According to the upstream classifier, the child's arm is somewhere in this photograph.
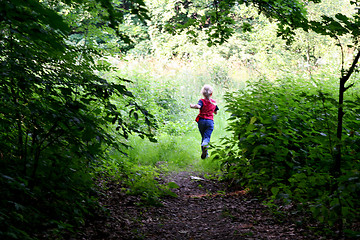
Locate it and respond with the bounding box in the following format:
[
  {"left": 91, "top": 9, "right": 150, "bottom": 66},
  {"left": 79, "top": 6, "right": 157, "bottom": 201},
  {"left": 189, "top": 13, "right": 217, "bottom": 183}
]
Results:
[{"left": 190, "top": 104, "right": 201, "bottom": 109}]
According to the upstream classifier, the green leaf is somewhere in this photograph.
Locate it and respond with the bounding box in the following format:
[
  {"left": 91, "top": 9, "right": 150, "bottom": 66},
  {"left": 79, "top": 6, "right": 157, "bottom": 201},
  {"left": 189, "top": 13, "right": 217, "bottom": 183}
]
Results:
[
  {"left": 250, "top": 116, "right": 257, "bottom": 124},
  {"left": 168, "top": 182, "right": 179, "bottom": 189},
  {"left": 271, "top": 187, "right": 279, "bottom": 196}
]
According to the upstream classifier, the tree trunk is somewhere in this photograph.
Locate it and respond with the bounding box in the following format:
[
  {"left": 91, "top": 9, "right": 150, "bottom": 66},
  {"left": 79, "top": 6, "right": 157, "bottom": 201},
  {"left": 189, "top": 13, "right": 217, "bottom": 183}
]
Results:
[
  {"left": 334, "top": 49, "right": 360, "bottom": 177},
  {"left": 334, "top": 80, "right": 345, "bottom": 178}
]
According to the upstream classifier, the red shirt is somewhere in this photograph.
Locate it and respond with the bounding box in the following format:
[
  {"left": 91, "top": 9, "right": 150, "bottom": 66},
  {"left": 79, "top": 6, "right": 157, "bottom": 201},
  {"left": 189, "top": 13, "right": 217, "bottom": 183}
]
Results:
[{"left": 195, "top": 98, "right": 218, "bottom": 122}]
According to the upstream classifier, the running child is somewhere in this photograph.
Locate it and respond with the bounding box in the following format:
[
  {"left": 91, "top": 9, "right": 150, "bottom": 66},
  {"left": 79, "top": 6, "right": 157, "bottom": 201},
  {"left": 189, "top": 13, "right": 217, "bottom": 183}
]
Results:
[{"left": 190, "top": 84, "right": 219, "bottom": 159}]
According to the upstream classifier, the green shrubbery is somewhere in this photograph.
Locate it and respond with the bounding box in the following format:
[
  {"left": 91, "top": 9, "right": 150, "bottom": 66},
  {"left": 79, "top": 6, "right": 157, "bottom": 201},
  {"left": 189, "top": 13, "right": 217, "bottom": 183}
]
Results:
[
  {"left": 214, "top": 76, "right": 360, "bottom": 233},
  {"left": 0, "top": 1, "right": 152, "bottom": 239}
]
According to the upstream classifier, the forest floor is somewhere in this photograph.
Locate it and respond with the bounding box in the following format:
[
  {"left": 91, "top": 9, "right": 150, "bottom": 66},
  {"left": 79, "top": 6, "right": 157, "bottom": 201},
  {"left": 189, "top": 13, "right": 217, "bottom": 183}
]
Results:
[{"left": 72, "top": 171, "right": 333, "bottom": 240}]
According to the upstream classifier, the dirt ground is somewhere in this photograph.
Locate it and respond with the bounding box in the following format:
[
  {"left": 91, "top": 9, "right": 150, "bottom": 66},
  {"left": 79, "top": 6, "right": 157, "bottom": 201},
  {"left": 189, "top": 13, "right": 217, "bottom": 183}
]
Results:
[{"left": 71, "top": 171, "right": 330, "bottom": 240}]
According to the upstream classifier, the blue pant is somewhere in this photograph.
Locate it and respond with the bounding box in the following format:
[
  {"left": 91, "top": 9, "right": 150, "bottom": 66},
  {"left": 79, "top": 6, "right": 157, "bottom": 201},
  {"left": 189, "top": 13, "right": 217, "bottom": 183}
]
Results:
[{"left": 197, "top": 118, "right": 214, "bottom": 147}]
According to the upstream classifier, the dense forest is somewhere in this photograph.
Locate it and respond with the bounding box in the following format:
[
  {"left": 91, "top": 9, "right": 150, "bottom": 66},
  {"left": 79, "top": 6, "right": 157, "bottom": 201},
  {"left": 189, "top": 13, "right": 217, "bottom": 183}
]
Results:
[{"left": 1, "top": 0, "right": 360, "bottom": 239}]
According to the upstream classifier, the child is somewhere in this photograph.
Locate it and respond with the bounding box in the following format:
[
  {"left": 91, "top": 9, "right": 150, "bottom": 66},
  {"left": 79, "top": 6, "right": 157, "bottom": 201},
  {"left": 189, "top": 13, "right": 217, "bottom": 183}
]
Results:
[{"left": 190, "top": 84, "right": 219, "bottom": 159}]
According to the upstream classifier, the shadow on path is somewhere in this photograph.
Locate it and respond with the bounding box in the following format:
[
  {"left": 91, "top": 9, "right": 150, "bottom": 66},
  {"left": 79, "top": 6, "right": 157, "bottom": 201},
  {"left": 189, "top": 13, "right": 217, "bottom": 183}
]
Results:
[{"left": 73, "top": 171, "right": 324, "bottom": 240}]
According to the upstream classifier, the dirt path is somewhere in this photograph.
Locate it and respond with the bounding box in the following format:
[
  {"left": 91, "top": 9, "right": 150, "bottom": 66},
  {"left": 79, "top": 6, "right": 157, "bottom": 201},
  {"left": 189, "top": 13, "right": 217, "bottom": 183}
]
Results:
[{"left": 73, "top": 172, "right": 325, "bottom": 240}]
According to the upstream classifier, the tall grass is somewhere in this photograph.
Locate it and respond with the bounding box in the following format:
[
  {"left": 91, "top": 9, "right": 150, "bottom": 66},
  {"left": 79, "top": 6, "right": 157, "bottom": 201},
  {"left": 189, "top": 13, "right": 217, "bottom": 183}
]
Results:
[
  {"left": 126, "top": 110, "right": 229, "bottom": 174},
  {"left": 105, "top": 56, "right": 240, "bottom": 175}
]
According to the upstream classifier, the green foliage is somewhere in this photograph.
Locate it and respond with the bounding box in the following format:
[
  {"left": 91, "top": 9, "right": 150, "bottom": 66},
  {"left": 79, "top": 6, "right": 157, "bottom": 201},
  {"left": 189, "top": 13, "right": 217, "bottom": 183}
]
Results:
[
  {"left": 128, "top": 1, "right": 347, "bottom": 87},
  {"left": 0, "top": 0, "right": 153, "bottom": 239},
  {"left": 218, "top": 78, "right": 335, "bottom": 186},
  {"left": 59, "top": 0, "right": 149, "bottom": 53},
  {"left": 215, "top": 76, "right": 360, "bottom": 233},
  {"left": 127, "top": 133, "right": 194, "bottom": 171},
  {"left": 162, "top": 0, "right": 321, "bottom": 46},
  {"left": 99, "top": 146, "right": 181, "bottom": 206},
  {"left": 124, "top": 164, "right": 176, "bottom": 206}
]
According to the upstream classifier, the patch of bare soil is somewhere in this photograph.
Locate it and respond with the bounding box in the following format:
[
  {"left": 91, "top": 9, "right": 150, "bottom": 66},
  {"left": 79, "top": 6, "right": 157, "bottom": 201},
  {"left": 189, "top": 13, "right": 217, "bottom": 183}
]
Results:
[{"left": 72, "top": 172, "right": 328, "bottom": 240}]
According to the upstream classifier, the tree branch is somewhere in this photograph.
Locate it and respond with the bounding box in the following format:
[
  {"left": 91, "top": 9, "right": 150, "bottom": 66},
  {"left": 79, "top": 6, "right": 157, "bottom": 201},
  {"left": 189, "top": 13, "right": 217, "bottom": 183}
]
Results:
[
  {"left": 342, "top": 48, "right": 360, "bottom": 84},
  {"left": 344, "top": 82, "right": 355, "bottom": 92}
]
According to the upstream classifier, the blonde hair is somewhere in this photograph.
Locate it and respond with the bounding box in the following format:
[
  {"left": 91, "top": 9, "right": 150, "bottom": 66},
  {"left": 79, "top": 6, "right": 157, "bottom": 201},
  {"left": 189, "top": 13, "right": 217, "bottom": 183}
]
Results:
[
  {"left": 200, "top": 84, "right": 216, "bottom": 105},
  {"left": 200, "top": 84, "right": 213, "bottom": 98}
]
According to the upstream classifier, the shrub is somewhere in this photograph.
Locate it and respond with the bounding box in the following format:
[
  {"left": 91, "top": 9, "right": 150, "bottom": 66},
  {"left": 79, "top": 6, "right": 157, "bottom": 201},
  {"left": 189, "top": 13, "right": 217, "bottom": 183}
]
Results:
[{"left": 215, "top": 77, "right": 360, "bottom": 231}]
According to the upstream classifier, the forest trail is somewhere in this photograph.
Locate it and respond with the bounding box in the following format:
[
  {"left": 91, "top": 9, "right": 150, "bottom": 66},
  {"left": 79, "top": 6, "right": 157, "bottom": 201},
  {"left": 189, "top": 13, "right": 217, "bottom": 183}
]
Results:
[{"left": 73, "top": 171, "right": 324, "bottom": 240}]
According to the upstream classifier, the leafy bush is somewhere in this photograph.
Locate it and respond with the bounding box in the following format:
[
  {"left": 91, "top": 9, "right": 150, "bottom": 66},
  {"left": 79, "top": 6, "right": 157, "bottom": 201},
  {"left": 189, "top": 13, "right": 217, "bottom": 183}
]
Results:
[
  {"left": 0, "top": 0, "right": 152, "bottom": 239},
  {"left": 215, "top": 77, "right": 360, "bottom": 232},
  {"left": 218, "top": 78, "right": 335, "bottom": 188}
]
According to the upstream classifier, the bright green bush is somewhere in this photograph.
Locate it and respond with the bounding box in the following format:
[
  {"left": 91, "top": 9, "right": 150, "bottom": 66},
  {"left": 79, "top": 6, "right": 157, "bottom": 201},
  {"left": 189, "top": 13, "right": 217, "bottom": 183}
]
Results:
[
  {"left": 215, "top": 77, "right": 360, "bottom": 231},
  {"left": 218, "top": 78, "right": 337, "bottom": 188}
]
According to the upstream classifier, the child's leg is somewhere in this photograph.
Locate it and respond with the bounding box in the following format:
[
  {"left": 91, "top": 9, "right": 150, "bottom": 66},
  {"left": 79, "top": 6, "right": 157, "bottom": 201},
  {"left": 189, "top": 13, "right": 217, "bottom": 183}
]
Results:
[
  {"left": 201, "top": 120, "right": 214, "bottom": 147},
  {"left": 197, "top": 119, "right": 207, "bottom": 145},
  {"left": 198, "top": 119, "right": 214, "bottom": 159},
  {"left": 198, "top": 119, "right": 208, "bottom": 159}
]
